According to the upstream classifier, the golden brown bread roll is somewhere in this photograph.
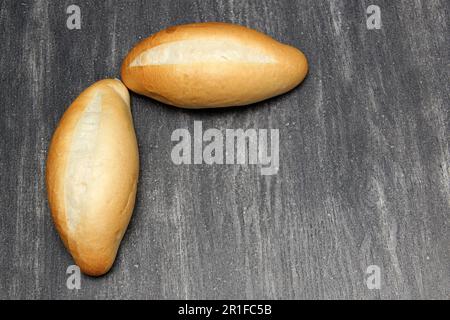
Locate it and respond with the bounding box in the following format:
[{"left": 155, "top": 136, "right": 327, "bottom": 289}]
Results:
[
  {"left": 46, "top": 79, "right": 139, "bottom": 276},
  {"left": 121, "top": 22, "right": 308, "bottom": 108}
]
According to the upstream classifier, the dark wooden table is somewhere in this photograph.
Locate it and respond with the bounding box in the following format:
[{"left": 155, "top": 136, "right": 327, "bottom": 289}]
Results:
[{"left": 0, "top": 0, "right": 448, "bottom": 299}]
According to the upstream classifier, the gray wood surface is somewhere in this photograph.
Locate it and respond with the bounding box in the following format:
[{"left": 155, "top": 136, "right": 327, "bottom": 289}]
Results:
[{"left": 0, "top": 0, "right": 448, "bottom": 299}]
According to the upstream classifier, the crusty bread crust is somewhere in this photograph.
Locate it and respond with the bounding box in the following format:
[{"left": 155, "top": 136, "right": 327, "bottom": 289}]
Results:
[
  {"left": 121, "top": 22, "right": 308, "bottom": 108},
  {"left": 46, "top": 79, "right": 139, "bottom": 276}
]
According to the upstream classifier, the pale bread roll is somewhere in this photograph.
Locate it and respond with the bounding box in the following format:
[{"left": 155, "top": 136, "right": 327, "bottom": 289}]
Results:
[
  {"left": 46, "top": 79, "right": 139, "bottom": 276},
  {"left": 121, "top": 22, "right": 308, "bottom": 108}
]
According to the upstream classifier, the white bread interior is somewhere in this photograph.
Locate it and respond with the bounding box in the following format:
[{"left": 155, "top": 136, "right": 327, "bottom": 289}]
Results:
[
  {"left": 64, "top": 92, "right": 102, "bottom": 233},
  {"left": 129, "top": 39, "right": 276, "bottom": 66}
]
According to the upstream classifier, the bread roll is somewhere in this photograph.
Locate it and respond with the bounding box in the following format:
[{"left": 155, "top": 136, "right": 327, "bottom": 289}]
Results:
[
  {"left": 121, "top": 22, "right": 308, "bottom": 108},
  {"left": 46, "top": 79, "right": 139, "bottom": 276}
]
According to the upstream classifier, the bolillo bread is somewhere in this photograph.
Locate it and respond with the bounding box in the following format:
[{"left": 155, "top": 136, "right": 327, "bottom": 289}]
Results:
[
  {"left": 46, "top": 79, "right": 139, "bottom": 276},
  {"left": 121, "top": 22, "right": 308, "bottom": 108}
]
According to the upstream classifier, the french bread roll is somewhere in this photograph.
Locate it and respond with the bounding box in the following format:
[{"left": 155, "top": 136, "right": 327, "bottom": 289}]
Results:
[
  {"left": 121, "top": 22, "right": 308, "bottom": 108},
  {"left": 46, "top": 79, "right": 139, "bottom": 276}
]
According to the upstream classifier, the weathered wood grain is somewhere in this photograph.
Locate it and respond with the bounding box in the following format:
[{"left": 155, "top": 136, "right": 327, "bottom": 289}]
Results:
[{"left": 0, "top": 0, "right": 448, "bottom": 299}]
